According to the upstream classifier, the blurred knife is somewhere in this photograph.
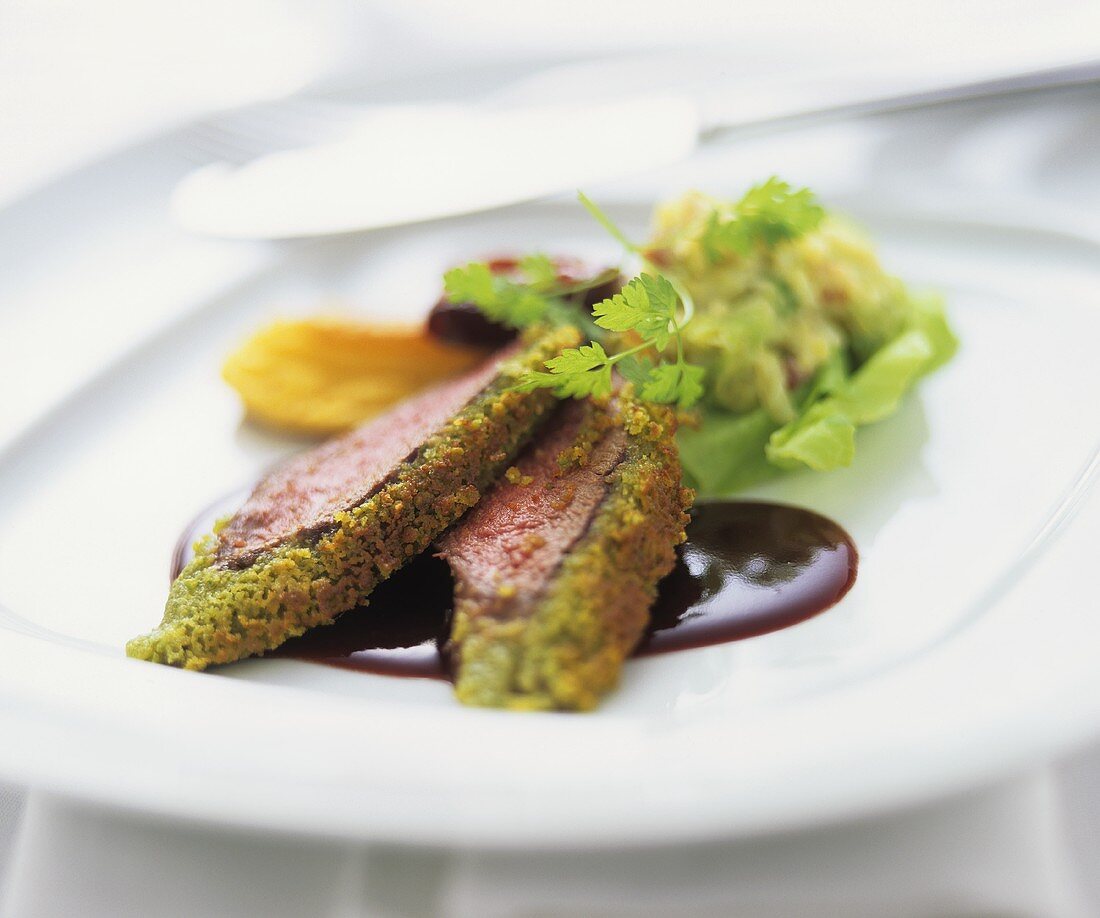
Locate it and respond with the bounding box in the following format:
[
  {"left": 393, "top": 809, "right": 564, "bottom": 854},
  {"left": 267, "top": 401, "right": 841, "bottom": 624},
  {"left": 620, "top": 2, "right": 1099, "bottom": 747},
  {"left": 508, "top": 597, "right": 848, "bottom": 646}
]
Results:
[{"left": 171, "top": 58, "right": 1100, "bottom": 239}]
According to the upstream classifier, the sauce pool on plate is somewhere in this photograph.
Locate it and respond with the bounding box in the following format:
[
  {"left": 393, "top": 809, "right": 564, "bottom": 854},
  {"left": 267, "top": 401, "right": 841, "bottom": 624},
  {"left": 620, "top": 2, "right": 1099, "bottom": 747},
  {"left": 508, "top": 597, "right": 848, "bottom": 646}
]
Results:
[{"left": 172, "top": 498, "right": 857, "bottom": 679}]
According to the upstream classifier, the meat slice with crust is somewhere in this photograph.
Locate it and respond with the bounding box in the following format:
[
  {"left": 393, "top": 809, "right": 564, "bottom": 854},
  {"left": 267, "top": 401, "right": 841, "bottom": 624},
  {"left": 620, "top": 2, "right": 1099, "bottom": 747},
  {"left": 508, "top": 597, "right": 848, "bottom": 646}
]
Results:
[
  {"left": 126, "top": 327, "right": 577, "bottom": 671},
  {"left": 439, "top": 392, "right": 693, "bottom": 711}
]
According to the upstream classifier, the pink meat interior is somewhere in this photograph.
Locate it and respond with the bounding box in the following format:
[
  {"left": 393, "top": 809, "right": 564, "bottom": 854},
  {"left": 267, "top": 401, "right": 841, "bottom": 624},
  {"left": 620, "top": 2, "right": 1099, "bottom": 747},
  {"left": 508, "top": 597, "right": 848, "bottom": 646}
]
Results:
[{"left": 216, "top": 344, "right": 515, "bottom": 565}]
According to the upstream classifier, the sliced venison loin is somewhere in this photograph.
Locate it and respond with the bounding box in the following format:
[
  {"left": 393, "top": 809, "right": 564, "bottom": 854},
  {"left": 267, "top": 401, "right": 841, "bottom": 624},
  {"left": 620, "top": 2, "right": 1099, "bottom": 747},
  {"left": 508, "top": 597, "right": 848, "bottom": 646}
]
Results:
[
  {"left": 127, "top": 327, "right": 578, "bottom": 671},
  {"left": 438, "top": 392, "right": 693, "bottom": 711}
]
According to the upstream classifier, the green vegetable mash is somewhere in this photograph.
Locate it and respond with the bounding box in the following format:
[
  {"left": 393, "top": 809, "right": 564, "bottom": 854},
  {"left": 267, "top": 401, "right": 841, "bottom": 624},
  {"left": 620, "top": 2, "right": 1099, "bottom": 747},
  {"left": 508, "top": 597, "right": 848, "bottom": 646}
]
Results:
[{"left": 645, "top": 186, "right": 957, "bottom": 493}]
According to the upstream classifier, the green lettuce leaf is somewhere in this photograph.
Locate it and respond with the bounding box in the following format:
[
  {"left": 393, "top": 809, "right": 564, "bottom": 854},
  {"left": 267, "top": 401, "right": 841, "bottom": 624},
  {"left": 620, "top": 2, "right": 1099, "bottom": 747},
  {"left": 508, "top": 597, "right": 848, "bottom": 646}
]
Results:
[
  {"left": 679, "top": 298, "right": 957, "bottom": 495},
  {"left": 677, "top": 406, "right": 782, "bottom": 494}
]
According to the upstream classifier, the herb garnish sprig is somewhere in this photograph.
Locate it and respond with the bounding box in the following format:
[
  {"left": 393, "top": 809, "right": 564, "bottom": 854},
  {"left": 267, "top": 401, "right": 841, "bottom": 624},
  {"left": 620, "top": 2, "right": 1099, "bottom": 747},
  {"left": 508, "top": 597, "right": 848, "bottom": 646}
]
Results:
[
  {"left": 443, "top": 255, "right": 572, "bottom": 329},
  {"left": 514, "top": 270, "right": 704, "bottom": 407},
  {"left": 511, "top": 192, "right": 704, "bottom": 408},
  {"left": 446, "top": 193, "right": 696, "bottom": 409},
  {"left": 700, "top": 177, "right": 824, "bottom": 262},
  {"left": 442, "top": 178, "right": 824, "bottom": 410}
]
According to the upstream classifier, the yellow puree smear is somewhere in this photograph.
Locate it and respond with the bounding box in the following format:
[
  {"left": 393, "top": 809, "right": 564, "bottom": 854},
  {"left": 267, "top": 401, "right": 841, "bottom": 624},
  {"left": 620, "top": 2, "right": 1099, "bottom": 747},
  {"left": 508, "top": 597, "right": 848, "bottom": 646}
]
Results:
[{"left": 222, "top": 316, "right": 489, "bottom": 434}]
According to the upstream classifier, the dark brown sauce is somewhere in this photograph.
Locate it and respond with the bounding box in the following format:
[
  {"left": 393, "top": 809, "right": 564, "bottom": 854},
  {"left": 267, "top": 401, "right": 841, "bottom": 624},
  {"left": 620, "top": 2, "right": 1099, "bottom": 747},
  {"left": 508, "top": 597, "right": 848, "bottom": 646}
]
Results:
[
  {"left": 638, "top": 502, "right": 857, "bottom": 654},
  {"left": 172, "top": 499, "right": 856, "bottom": 679},
  {"left": 272, "top": 552, "right": 453, "bottom": 679}
]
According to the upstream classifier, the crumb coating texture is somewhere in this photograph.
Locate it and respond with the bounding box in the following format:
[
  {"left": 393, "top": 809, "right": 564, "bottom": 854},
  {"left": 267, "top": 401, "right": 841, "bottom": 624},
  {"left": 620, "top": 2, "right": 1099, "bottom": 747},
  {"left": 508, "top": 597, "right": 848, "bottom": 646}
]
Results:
[
  {"left": 452, "top": 396, "right": 694, "bottom": 711},
  {"left": 126, "top": 327, "right": 578, "bottom": 670}
]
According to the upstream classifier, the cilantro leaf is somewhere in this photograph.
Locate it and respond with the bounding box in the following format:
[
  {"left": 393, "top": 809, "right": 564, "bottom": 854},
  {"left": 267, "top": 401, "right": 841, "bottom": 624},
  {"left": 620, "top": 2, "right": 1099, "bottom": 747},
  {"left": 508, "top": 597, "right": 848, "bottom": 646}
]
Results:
[
  {"left": 640, "top": 361, "right": 706, "bottom": 409},
  {"left": 679, "top": 363, "right": 707, "bottom": 408},
  {"left": 518, "top": 253, "right": 559, "bottom": 291},
  {"left": 615, "top": 353, "right": 655, "bottom": 389},
  {"left": 514, "top": 342, "right": 615, "bottom": 399},
  {"left": 701, "top": 177, "right": 824, "bottom": 261},
  {"left": 592, "top": 273, "right": 677, "bottom": 350},
  {"left": 443, "top": 262, "right": 495, "bottom": 304},
  {"left": 544, "top": 340, "right": 611, "bottom": 375},
  {"left": 443, "top": 262, "right": 554, "bottom": 328}
]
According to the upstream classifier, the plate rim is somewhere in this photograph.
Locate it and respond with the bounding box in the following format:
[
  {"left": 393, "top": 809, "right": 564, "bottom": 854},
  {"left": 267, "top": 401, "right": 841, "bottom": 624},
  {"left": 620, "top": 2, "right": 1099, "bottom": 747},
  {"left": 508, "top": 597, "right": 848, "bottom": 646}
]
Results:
[{"left": 2, "top": 145, "right": 1100, "bottom": 845}]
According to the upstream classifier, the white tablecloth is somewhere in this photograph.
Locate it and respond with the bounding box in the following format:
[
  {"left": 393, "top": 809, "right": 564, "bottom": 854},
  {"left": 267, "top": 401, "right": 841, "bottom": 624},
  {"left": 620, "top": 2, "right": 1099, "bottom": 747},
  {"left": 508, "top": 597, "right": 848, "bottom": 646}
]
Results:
[{"left": 3, "top": 749, "right": 1100, "bottom": 917}]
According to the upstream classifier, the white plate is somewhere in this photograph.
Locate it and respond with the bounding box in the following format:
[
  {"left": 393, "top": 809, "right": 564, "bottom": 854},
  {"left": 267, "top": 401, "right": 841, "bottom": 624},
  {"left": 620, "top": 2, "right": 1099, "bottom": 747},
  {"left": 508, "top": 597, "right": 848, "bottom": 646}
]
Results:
[{"left": 1, "top": 91, "right": 1100, "bottom": 848}]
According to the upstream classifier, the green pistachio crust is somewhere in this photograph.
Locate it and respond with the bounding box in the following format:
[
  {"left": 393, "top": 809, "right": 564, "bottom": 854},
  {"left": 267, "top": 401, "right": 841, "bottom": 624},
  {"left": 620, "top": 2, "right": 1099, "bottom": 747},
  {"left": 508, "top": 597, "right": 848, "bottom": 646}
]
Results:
[
  {"left": 126, "top": 327, "right": 578, "bottom": 671},
  {"left": 451, "top": 397, "right": 694, "bottom": 711}
]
